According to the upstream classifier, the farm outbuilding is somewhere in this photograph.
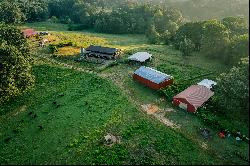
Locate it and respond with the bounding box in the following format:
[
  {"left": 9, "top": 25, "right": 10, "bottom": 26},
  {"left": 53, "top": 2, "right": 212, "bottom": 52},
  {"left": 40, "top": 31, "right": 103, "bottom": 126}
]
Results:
[
  {"left": 133, "top": 66, "right": 173, "bottom": 90},
  {"left": 197, "top": 79, "right": 217, "bottom": 89},
  {"left": 128, "top": 52, "right": 152, "bottom": 62},
  {"left": 173, "top": 85, "right": 214, "bottom": 113},
  {"left": 21, "top": 29, "right": 37, "bottom": 38},
  {"left": 85, "top": 45, "right": 121, "bottom": 60}
]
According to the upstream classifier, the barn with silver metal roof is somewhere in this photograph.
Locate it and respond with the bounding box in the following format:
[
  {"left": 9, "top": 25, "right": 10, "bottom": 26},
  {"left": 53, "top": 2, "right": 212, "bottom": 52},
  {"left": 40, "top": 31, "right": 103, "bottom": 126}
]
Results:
[
  {"left": 133, "top": 66, "right": 173, "bottom": 90},
  {"left": 128, "top": 52, "right": 152, "bottom": 62}
]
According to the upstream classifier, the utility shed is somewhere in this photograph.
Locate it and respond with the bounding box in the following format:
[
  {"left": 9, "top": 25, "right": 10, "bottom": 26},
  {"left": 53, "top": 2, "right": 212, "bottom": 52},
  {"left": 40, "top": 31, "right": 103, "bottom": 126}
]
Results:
[
  {"left": 21, "top": 29, "right": 37, "bottom": 38},
  {"left": 197, "top": 79, "right": 217, "bottom": 89},
  {"left": 133, "top": 66, "right": 173, "bottom": 90},
  {"left": 173, "top": 85, "right": 214, "bottom": 113},
  {"left": 128, "top": 52, "right": 152, "bottom": 62},
  {"left": 85, "top": 45, "right": 121, "bottom": 59}
]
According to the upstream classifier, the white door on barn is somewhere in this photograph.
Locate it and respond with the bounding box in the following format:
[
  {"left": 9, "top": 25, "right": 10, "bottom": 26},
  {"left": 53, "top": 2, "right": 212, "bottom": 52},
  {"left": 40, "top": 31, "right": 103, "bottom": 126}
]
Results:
[{"left": 179, "top": 102, "right": 188, "bottom": 111}]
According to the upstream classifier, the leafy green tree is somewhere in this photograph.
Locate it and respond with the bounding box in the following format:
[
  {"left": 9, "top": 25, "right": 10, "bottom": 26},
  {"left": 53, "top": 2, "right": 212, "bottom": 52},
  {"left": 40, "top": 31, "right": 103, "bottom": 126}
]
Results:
[
  {"left": 145, "top": 24, "right": 160, "bottom": 44},
  {"left": 0, "top": 24, "right": 34, "bottom": 103},
  {"left": 16, "top": 0, "right": 49, "bottom": 22},
  {"left": 222, "top": 16, "right": 248, "bottom": 37},
  {"left": 215, "top": 58, "right": 249, "bottom": 115},
  {"left": 174, "top": 21, "right": 204, "bottom": 51},
  {"left": 201, "top": 19, "right": 230, "bottom": 59},
  {"left": 179, "top": 37, "right": 195, "bottom": 56},
  {"left": 224, "top": 34, "right": 249, "bottom": 65},
  {"left": 0, "top": 0, "right": 25, "bottom": 24}
]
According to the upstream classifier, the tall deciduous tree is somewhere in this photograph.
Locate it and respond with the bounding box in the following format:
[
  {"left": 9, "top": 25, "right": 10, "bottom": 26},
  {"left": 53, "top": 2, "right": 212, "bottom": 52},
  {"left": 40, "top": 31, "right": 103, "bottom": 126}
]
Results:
[
  {"left": 174, "top": 21, "right": 204, "bottom": 51},
  {"left": 201, "top": 19, "right": 230, "bottom": 59},
  {"left": 0, "top": 24, "right": 34, "bottom": 103},
  {"left": 179, "top": 37, "right": 195, "bottom": 57},
  {"left": 0, "top": 0, "right": 25, "bottom": 24},
  {"left": 215, "top": 58, "right": 249, "bottom": 115},
  {"left": 222, "top": 16, "right": 249, "bottom": 37},
  {"left": 145, "top": 24, "right": 161, "bottom": 44}
]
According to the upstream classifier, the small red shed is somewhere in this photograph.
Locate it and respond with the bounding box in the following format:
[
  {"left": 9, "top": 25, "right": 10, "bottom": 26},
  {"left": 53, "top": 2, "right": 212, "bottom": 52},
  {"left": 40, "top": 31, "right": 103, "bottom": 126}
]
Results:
[
  {"left": 133, "top": 66, "right": 173, "bottom": 90},
  {"left": 21, "top": 29, "right": 37, "bottom": 38},
  {"left": 173, "top": 85, "right": 214, "bottom": 112}
]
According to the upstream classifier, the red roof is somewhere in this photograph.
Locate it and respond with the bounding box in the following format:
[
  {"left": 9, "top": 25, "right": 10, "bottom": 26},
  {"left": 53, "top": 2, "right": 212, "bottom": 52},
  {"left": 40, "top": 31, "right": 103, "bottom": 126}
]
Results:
[
  {"left": 22, "top": 29, "right": 37, "bottom": 37},
  {"left": 173, "top": 85, "right": 214, "bottom": 109}
]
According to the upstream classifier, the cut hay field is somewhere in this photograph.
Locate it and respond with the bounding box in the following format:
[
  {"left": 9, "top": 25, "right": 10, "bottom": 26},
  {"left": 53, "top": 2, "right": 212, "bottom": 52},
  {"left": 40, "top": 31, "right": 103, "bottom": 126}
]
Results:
[{"left": 0, "top": 22, "right": 248, "bottom": 165}]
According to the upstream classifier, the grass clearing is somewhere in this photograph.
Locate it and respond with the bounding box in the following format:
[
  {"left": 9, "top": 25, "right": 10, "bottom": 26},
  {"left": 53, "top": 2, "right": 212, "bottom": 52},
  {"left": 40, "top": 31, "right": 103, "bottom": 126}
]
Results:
[
  {"left": 0, "top": 64, "right": 222, "bottom": 165},
  {"left": 21, "top": 22, "right": 70, "bottom": 31}
]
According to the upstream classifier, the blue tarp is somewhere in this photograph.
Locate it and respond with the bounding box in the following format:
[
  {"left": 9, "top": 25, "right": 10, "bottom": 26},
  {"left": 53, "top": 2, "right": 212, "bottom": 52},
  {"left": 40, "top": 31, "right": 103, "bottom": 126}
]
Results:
[{"left": 134, "top": 66, "right": 172, "bottom": 84}]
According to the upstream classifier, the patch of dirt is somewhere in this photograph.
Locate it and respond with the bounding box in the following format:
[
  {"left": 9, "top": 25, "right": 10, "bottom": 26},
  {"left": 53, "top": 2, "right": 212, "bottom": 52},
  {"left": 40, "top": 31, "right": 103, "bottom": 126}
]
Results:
[
  {"left": 104, "top": 133, "right": 121, "bottom": 147},
  {"left": 141, "top": 104, "right": 180, "bottom": 129},
  {"left": 141, "top": 104, "right": 160, "bottom": 115},
  {"left": 154, "top": 112, "right": 180, "bottom": 129},
  {"left": 201, "top": 142, "right": 208, "bottom": 150},
  {"left": 13, "top": 105, "right": 27, "bottom": 116}
]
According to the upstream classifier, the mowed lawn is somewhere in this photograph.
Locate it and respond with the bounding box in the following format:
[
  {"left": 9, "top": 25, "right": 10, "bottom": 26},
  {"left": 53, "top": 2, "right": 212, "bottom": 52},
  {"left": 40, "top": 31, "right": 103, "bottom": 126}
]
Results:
[{"left": 0, "top": 64, "right": 220, "bottom": 165}]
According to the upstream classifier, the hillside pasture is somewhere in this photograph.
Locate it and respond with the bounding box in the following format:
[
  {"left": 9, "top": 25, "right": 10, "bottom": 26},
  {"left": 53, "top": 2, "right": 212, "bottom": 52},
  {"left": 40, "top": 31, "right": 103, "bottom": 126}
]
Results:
[
  {"left": 0, "top": 64, "right": 222, "bottom": 165},
  {"left": 4, "top": 22, "right": 247, "bottom": 165}
]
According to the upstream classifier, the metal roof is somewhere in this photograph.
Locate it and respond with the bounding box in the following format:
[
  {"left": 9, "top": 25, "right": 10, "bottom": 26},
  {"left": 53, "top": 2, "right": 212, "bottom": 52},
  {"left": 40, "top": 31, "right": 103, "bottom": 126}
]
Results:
[
  {"left": 197, "top": 79, "right": 217, "bottom": 89},
  {"left": 128, "top": 52, "right": 152, "bottom": 62},
  {"left": 174, "top": 85, "right": 214, "bottom": 109},
  {"left": 134, "top": 66, "right": 172, "bottom": 84},
  {"left": 85, "top": 45, "right": 119, "bottom": 55},
  {"left": 21, "top": 29, "right": 37, "bottom": 37}
]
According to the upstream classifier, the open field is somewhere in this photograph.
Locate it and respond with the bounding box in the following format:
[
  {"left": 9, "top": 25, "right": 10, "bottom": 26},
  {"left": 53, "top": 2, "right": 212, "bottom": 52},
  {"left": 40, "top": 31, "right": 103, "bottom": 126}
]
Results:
[
  {"left": 0, "top": 22, "right": 248, "bottom": 164},
  {"left": 0, "top": 64, "right": 223, "bottom": 165}
]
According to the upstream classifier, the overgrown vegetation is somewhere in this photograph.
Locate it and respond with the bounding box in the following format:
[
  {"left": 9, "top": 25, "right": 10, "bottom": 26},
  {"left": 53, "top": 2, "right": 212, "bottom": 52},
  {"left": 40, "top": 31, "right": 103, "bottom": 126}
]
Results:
[{"left": 0, "top": 23, "right": 34, "bottom": 104}]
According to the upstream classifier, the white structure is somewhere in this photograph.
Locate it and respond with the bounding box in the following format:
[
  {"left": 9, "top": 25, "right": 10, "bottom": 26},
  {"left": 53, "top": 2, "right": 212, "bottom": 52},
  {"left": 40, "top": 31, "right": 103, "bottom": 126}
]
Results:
[
  {"left": 80, "top": 48, "right": 86, "bottom": 55},
  {"left": 42, "top": 39, "right": 49, "bottom": 43},
  {"left": 128, "top": 52, "right": 152, "bottom": 62},
  {"left": 197, "top": 79, "right": 217, "bottom": 89}
]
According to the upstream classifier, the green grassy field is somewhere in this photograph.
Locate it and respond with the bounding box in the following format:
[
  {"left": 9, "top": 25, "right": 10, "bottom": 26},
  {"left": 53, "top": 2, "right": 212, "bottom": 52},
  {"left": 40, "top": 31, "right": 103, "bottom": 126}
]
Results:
[
  {"left": 0, "top": 22, "right": 248, "bottom": 165},
  {"left": 0, "top": 64, "right": 223, "bottom": 165}
]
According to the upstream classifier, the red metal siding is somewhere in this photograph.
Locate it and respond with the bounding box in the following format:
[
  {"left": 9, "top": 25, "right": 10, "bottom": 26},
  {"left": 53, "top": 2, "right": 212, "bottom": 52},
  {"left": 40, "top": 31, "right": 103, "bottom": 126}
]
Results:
[
  {"left": 172, "top": 98, "right": 196, "bottom": 112},
  {"left": 133, "top": 74, "right": 173, "bottom": 90}
]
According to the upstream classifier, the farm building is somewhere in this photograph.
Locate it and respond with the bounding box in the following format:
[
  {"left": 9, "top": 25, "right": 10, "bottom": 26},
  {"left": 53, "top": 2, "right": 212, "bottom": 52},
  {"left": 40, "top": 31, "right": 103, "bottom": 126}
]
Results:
[
  {"left": 128, "top": 52, "right": 152, "bottom": 62},
  {"left": 133, "top": 66, "right": 173, "bottom": 90},
  {"left": 21, "top": 29, "right": 37, "bottom": 38},
  {"left": 84, "top": 45, "right": 121, "bottom": 60},
  {"left": 197, "top": 79, "right": 217, "bottom": 89},
  {"left": 173, "top": 85, "right": 214, "bottom": 112}
]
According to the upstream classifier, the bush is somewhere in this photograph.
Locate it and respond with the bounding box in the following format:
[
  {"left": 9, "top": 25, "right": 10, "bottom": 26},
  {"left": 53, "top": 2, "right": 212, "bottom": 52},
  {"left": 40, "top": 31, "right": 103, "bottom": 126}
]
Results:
[
  {"left": 48, "top": 16, "right": 59, "bottom": 23},
  {"left": 58, "top": 42, "right": 64, "bottom": 47},
  {"left": 48, "top": 44, "right": 58, "bottom": 54},
  {"left": 160, "top": 82, "right": 188, "bottom": 102},
  {"left": 67, "top": 41, "right": 73, "bottom": 46}
]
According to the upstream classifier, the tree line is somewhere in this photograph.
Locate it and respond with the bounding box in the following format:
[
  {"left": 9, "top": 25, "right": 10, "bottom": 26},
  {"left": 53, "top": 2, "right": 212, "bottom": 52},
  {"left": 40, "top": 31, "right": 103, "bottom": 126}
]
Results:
[{"left": 169, "top": 17, "right": 249, "bottom": 66}]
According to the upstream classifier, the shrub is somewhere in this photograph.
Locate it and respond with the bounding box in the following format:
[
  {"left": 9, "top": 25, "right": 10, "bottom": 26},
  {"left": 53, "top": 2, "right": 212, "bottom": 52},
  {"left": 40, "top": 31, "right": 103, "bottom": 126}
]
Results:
[
  {"left": 160, "top": 82, "right": 188, "bottom": 102},
  {"left": 48, "top": 44, "right": 58, "bottom": 54}
]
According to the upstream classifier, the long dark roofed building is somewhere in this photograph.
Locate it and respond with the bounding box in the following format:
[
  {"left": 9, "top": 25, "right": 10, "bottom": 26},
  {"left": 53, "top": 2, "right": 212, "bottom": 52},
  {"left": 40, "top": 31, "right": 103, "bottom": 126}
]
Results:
[{"left": 85, "top": 45, "right": 121, "bottom": 59}]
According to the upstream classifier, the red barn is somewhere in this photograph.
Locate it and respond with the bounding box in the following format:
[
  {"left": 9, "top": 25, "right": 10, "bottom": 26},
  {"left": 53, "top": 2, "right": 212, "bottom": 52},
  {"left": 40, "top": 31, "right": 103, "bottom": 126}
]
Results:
[
  {"left": 133, "top": 66, "right": 173, "bottom": 90},
  {"left": 173, "top": 85, "right": 214, "bottom": 113},
  {"left": 21, "top": 29, "right": 37, "bottom": 38}
]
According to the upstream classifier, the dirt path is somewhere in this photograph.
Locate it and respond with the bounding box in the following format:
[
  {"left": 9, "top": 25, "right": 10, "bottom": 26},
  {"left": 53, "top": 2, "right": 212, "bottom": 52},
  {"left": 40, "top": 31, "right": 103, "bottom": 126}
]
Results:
[
  {"left": 35, "top": 54, "right": 96, "bottom": 74},
  {"left": 141, "top": 104, "right": 180, "bottom": 129}
]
